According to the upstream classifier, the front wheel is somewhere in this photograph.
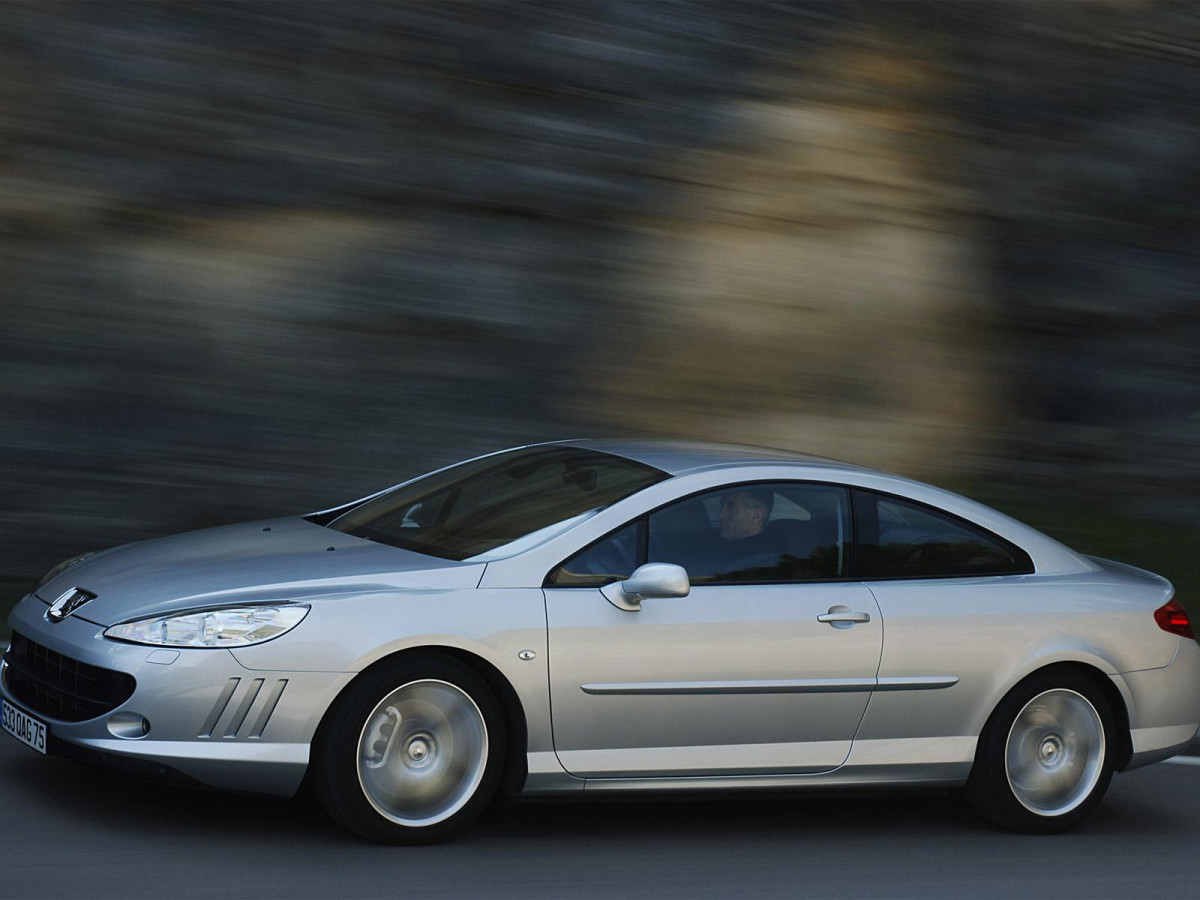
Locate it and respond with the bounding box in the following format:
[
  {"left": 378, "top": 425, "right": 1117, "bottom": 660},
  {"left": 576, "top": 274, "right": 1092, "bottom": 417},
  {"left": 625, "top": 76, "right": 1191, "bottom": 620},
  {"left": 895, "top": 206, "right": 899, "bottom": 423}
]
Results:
[
  {"left": 313, "top": 654, "right": 506, "bottom": 844},
  {"left": 967, "top": 668, "right": 1116, "bottom": 834}
]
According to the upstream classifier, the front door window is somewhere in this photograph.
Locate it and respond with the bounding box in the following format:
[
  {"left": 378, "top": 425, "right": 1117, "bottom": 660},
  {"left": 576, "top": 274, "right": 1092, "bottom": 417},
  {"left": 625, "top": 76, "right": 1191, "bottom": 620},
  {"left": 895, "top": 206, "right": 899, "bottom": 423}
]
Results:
[{"left": 647, "top": 482, "right": 851, "bottom": 584}]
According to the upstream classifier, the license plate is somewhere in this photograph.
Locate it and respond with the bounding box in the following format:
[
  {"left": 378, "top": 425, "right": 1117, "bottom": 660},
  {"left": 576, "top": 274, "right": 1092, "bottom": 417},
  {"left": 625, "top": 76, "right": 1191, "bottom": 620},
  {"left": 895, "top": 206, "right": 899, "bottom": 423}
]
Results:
[{"left": 1, "top": 698, "right": 47, "bottom": 754}]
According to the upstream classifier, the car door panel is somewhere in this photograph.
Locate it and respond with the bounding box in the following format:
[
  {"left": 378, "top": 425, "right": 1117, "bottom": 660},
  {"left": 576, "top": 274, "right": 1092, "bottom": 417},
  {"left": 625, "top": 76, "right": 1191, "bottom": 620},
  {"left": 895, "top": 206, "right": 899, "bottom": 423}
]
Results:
[{"left": 545, "top": 581, "right": 882, "bottom": 777}]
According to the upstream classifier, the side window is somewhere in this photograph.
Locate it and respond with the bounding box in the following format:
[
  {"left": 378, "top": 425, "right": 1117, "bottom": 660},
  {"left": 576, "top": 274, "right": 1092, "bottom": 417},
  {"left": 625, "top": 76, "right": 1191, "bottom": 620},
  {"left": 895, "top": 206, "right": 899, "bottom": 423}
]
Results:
[
  {"left": 544, "top": 521, "right": 642, "bottom": 587},
  {"left": 647, "top": 482, "right": 850, "bottom": 585},
  {"left": 853, "top": 489, "right": 1032, "bottom": 578}
]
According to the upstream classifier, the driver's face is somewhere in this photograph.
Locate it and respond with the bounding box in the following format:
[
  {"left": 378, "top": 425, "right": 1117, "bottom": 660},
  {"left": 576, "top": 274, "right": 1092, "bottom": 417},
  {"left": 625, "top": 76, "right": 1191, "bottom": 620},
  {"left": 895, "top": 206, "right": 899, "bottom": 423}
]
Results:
[{"left": 718, "top": 492, "right": 766, "bottom": 541}]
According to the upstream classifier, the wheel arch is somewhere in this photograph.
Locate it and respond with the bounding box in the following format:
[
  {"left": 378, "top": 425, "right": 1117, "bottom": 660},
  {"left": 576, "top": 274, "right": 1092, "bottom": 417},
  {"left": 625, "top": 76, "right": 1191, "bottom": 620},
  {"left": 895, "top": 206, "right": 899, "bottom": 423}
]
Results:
[
  {"left": 983, "top": 660, "right": 1132, "bottom": 773},
  {"left": 311, "top": 645, "right": 530, "bottom": 798}
]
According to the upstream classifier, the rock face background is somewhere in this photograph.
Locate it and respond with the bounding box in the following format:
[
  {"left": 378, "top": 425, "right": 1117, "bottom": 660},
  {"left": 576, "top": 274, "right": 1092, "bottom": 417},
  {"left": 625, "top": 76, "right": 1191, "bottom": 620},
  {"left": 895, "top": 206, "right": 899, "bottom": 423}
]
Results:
[{"left": 1, "top": 3, "right": 1198, "bottom": 600}]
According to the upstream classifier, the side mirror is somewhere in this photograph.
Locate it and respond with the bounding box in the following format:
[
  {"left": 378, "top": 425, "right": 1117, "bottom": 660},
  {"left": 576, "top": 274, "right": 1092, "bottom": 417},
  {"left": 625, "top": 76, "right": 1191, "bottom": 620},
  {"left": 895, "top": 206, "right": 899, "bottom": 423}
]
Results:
[{"left": 601, "top": 562, "right": 690, "bottom": 612}]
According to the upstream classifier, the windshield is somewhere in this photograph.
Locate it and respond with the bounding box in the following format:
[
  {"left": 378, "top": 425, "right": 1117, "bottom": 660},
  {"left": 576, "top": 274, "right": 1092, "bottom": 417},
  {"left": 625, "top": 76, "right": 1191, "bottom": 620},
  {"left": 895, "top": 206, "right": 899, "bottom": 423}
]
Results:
[{"left": 327, "top": 446, "right": 668, "bottom": 561}]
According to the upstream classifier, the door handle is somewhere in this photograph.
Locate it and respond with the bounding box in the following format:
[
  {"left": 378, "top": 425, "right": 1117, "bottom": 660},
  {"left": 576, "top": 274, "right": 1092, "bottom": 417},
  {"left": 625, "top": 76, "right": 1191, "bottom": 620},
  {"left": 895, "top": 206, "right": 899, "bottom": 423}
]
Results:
[{"left": 817, "top": 610, "right": 871, "bottom": 626}]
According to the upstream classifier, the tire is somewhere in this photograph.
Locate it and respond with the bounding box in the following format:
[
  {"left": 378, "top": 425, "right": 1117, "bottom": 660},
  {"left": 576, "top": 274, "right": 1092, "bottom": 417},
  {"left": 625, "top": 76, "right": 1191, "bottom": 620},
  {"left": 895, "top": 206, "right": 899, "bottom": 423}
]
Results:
[
  {"left": 312, "top": 653, "right": 506, "bottom": 844},
  {"left": 967, "top": 667, "right": 1116, "bottom": 834}
]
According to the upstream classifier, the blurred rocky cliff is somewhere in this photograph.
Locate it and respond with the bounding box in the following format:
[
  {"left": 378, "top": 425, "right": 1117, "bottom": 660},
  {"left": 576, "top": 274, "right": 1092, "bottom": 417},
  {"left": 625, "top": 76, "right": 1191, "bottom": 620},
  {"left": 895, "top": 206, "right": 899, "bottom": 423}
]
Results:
[{"left": 2, "top": 2, "right": 1199, "bottom": 588}]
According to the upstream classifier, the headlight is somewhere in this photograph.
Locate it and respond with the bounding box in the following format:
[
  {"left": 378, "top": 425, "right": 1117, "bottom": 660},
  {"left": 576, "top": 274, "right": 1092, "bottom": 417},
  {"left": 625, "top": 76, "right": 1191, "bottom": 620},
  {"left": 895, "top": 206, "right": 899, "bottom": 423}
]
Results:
[
  {"left": 104, "top": 605, "right": 310, "bottom": 648},
  {"left": 37, "top": 552, "right": 96, "bottom": 590}
]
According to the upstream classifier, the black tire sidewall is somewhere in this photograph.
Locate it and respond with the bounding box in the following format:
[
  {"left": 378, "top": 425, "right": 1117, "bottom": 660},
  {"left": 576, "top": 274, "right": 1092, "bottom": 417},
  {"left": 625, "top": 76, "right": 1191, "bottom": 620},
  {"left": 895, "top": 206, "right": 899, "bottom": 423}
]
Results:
[
  {"left": 967, "top": 667, "right": 1116, "bottom": 834},
  {"left": 313, "top": 653, "right": 506, "bottom": 844}
]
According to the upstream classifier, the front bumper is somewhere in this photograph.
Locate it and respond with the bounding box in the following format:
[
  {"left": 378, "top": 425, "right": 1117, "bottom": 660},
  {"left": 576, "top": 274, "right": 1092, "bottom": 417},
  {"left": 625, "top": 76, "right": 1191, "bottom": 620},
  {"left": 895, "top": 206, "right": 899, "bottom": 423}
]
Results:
[{"left": 2, "top": 594, "right": 354, "bottom": 796}]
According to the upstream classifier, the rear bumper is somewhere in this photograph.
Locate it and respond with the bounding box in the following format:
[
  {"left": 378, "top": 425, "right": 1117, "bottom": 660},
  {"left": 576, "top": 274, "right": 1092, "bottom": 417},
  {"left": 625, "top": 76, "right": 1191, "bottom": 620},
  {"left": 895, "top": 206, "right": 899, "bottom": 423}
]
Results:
[
  {"left": 3, "top": 594, "right": 353, "bottom": 796},
  {"left": 1116, "top": 637, "right": 1200, "bottom": 771}
]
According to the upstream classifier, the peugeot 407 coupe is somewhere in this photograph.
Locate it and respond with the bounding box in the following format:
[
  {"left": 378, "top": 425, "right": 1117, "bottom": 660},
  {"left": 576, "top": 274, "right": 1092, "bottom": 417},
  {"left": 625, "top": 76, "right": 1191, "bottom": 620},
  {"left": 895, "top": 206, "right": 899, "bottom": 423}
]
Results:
[{"left": 3, "top": 440, "right": 1198, "bottom": 842}]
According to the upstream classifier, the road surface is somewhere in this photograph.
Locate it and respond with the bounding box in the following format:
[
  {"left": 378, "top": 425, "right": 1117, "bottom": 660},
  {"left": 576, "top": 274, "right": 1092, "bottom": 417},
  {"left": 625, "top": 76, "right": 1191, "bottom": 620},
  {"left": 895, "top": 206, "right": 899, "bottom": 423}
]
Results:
[{"left": 2, "top": 735, "right": 1198, "bottom": 899}]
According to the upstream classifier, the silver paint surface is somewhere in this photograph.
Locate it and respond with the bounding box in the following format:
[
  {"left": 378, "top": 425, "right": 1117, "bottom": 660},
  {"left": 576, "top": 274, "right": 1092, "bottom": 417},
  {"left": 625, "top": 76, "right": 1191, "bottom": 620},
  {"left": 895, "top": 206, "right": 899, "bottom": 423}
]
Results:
[{"left": 3, "top": 439, "right": 1198, "bottom": 801}]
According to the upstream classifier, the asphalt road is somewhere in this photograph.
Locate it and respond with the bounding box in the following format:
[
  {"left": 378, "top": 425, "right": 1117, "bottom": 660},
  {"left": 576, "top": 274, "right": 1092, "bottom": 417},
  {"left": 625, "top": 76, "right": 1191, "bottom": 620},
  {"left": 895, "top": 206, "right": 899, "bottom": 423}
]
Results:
[{"left": 2, "top": 736, "right": 1199, "bottom": 900}]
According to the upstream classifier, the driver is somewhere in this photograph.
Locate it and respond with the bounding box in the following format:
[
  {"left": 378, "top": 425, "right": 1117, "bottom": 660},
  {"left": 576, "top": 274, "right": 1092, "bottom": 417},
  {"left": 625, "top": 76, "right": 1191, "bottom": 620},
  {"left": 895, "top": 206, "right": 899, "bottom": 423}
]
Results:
[
  {"left": 716, "top": 489, "right": 776, "bottom": 572},
  {"left": 718, "top": 489, "right": 772, "bottom": 541}
]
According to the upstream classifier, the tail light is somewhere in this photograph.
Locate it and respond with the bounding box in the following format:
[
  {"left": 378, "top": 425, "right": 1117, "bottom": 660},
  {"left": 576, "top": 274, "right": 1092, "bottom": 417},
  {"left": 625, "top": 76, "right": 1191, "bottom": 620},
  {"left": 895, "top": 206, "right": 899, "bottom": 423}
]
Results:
[{"left": 1154, "top": 599, "right": 1194, "bottom": 640}]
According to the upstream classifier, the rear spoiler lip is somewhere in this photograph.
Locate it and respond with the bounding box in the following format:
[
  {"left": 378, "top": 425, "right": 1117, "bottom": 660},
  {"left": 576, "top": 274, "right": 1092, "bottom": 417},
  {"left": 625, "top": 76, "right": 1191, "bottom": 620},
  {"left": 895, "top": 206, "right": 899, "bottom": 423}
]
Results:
[{"left": 1084, "top": 554, "right": 1174, "bottom": 596}]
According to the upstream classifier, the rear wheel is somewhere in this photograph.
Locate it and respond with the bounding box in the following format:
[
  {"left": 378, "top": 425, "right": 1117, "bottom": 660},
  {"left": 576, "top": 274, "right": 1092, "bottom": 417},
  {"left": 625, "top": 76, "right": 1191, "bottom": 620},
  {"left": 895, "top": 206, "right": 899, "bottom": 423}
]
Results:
[
  {"left": 313, "top": 654, "right": 505, "bottom": 844},
  {"left": 967, "top": 668, "right": 1115, "bottom": 834}
]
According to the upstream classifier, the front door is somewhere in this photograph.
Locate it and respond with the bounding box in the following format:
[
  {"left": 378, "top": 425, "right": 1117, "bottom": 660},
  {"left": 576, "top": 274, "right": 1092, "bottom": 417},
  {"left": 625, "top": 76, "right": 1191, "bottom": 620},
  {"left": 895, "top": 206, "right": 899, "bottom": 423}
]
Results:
[{"left": 543, "top": 480, "right": 882, "bottom": 778}]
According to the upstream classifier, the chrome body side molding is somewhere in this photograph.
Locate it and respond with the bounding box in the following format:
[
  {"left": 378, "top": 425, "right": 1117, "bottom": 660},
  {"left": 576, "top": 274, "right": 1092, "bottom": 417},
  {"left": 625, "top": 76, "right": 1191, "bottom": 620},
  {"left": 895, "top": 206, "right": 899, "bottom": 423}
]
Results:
[{"left": 579, "top": 675, "right": 959, "bottom": 695}]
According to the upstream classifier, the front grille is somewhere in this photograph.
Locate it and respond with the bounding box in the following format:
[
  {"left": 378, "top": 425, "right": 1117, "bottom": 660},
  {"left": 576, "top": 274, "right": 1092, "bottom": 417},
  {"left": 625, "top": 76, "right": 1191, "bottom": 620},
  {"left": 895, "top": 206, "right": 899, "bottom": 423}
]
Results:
[{"left": 3, "top": 632, "right": 135, "bottom": 722}]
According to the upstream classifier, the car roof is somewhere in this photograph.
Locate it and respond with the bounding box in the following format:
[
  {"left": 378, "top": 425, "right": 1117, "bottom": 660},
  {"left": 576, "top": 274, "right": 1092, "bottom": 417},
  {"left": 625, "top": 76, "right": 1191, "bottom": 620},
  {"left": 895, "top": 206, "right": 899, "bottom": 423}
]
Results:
[
  {"left": 472, "top": 439, "right": 1096, "bottom": 582},
  {"left": 553, "top": 438, "right": 876, "bottom": 477}
]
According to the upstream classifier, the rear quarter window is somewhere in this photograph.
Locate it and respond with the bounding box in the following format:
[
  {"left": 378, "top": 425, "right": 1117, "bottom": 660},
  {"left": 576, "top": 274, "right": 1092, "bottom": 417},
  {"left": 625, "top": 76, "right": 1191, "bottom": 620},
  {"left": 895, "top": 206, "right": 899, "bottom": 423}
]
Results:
[{"left": 853, "top": 489, "right": 1033, "bottom": 579}]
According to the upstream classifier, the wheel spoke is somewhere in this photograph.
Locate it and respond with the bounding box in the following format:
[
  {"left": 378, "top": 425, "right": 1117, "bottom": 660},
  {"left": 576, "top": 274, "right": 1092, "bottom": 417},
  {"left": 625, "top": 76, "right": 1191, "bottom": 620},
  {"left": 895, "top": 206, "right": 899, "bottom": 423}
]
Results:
[
  {"left": 1004, "top": 688, "right": 1105, "bottom": 817},
  {"left": 356, "top": 679, "right": 488, "bottom": 827}
]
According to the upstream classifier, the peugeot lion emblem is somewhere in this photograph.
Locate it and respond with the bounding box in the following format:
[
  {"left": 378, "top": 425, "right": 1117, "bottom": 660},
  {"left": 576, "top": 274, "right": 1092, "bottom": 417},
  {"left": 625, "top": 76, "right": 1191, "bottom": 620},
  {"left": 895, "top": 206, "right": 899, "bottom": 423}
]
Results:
[{"left": 47, "top": 587, "right": 96, "bottom": 623}]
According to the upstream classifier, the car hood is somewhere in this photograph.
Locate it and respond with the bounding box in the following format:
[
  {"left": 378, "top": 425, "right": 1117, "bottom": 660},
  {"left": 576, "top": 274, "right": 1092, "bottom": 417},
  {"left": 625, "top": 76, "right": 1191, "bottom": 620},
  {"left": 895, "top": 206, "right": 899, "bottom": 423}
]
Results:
[{"left": 35, "top": 517, "right": 485, "bottom": 626}]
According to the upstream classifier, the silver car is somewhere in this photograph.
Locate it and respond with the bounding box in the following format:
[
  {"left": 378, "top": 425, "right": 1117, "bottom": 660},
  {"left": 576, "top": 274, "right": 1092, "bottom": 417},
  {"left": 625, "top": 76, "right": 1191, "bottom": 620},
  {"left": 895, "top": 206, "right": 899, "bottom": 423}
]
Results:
[{"left": 3, "top": 440, "right": 1198, "bottom": 842}]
